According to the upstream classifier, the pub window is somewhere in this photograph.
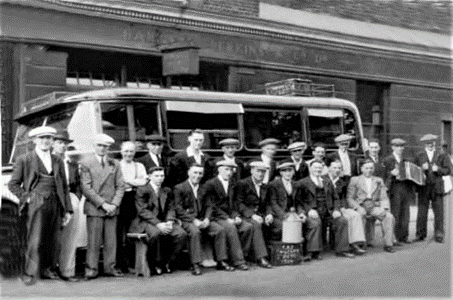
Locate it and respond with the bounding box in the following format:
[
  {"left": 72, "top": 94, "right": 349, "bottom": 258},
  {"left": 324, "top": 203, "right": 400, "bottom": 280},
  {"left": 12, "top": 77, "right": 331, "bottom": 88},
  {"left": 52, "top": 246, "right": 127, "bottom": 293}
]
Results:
[{"left": 243, "top": 108, "right": 303, "bottom": 150}]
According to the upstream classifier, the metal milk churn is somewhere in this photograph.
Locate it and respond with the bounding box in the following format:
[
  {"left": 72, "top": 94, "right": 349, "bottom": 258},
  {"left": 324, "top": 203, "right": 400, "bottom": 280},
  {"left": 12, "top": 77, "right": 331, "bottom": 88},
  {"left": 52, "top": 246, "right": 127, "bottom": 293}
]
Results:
[{"left": 282, "top": 208, "right": 303, "bottom": 243}]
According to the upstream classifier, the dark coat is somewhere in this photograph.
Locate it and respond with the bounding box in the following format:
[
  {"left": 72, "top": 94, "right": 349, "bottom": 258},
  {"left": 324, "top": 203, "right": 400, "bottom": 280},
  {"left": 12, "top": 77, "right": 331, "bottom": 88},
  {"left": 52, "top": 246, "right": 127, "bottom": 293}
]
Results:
[
  {"left": 269, "top": 177, "right": 300, "bottom": 220},
  {"left": 129, "top": 184, "right": 175, "bottom": 233},
  {"left": 213, "top": 157, "right": 246, "bottom": 183},
  {"left": 67, "top": 160, "right": 83, "bottom": 199},
  {"left": 323, "top": 175, "right": 348, "bottom": 208},
  {"left": 295, "top": 176, "right": 340, "bottom": 216},
  {"left": 8, "top": 150, "right": 72, "bottom": 215},
  {"left": 326, "top": 151, "right": 359, "bottom": 177},
  {"left": 293, "top": 159, "right": 309, "bottom": 181},
  {"left": 382, "top": 154, "right": 416, "bottom": 190},
  {"left": 136, "top": 152, "right": 168, "bottom": 172},
  {"left": 202, "top": 177, "right": 238, "bottom": 220},
  {"left": 168, "top": 151, "right": 213, "bottom": 187},
  {"left": 174, "top": 180, "right": 211, "bottom": 223},
  {"left": 248, "top": 157, "right": 277, "bottom": 183},
  {"left": 415, "top": 149, "right": 451, "bottom": 194},
  {"left": 235, "top": 177, "right": 272, "bottom": 218}
]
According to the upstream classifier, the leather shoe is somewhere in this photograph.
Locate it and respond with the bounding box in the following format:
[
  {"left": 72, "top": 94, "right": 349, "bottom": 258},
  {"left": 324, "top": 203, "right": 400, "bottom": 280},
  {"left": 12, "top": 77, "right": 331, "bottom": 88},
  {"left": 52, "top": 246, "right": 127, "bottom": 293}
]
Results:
[
  {"left": 258, "top": 258, "right": 272, "bottom": 269},
  {"left": 191, "top": 264, "right": 202, "bottom": 276},
  {"left": 153, "top": 266, "right": 163, "bottom": 275},
  {"left": 400, "top": 239, "right": 412, "bottom": 244},
  {"left": 84, "top": 272, "right": 98, "bottom": 280},
  {"left": 393, "top": 242, "right": 403, "bottom": 247},
  {"left": 352, "top": 244, "right": 366, "bottom": 255},
  {"left": 216, "top": 261, "right": 234, "bottom": 271},
  {"left": 303, "top": 254, "right": 312, "bottom": 262},
  {"left": 236, "top": 263, "right": 249, "bottom": 271},
  {"left": 384, "top": 246, "right": 395, "bottom": 253},
  {"left": 61, "top": 276, "right": 80, "bottom": 282},
  {"left": 163, "top": 263, "right": 173, "bottom": 274},
  {"left": 435, "top": 237, "right": 444, "bottom": 243},
  {"left": 311, "top": 252, "right": 322, "bottom": 260},
  {"left": 21, "top": 274, "right": 37, "bottom": 286},
  {"left": 104, "top": 269, "right": 124, "bottom": 277},
  {"left": 41, "top": 269, "right": 59, "bottom": 280},
  {"left": 336, "top": 252, "right": 355, "bottom": 258},
  {"left": 413, "top": 236, "right": 425, "bottom": 242}
]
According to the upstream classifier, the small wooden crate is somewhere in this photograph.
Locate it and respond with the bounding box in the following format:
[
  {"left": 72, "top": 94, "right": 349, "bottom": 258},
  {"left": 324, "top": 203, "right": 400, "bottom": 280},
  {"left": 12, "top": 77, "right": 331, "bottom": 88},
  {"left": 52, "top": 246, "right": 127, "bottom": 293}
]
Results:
[{"left": 268, "top": 241, "right": 302, "bottom": 266}]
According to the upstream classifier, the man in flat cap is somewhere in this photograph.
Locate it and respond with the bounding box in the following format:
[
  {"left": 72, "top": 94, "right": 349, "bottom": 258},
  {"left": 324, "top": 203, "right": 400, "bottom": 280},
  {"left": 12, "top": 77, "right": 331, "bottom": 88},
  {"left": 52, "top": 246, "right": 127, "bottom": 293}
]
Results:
[
  {"left": 137, "top": 134, "right": 168, "bottom": 176},
  {"left": 287, "top": 142, "right": 309, "bottom": 181},
  {"left": 235, "top": 161, "right": 273, "bottom": 268},
  {"left": 168, "top": 129, "right": 213, "bottom": 187},
  {"left": 202, "top": 160, "right": 250, "bottom": 271},
  {"left": 415, "top": 134, "right": 451, "bottom": 243},
  {"left": 382, "top": 138, "right": 415, "bottom": 244},
  {"left": 252, "top": 138, "right": 280, "bottom": 184},
  {"left": 216, "top": 138, "right": 246, "bottom": 183},
  {"left": 9, "top": 126, "right": 73, "bottom": 285},
  {"left": 306, "top": 143, "right": 329, "bottom": 176},
  {"left": 79, "top": 133, "right": 125, "bottom": 279},
  {"left": 326, "top": 134, "right": 358, "bottom": 185},
  {"left": 364, "top": 139, "right": 385, "bottom": 179}
]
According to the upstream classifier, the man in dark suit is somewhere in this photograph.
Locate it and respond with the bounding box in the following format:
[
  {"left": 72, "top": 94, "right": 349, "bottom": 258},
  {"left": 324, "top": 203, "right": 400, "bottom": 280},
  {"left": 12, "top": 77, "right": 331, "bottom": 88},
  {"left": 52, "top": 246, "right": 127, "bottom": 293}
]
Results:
[
  {"left": 215, "top": 138, "right": 246, "bottom": 183},
  {"left": 79, "top": 133, "right": 125, "bottom": 279},
  {"left": 251, "top": 138, "right": 280, "bottom": 184},
  {"left": 174, "top": 163, "right": 232, "bottom": 275},
  {"left": 235, "top": 161, "right": 273, "bottom": 268},
  {"left": 9, "top": 126, "right": 73, "bottom": 285},
  {"left": 168, "top": 129, "right": 213, "bottom": 187},
  {"left": 136, "top": 134, "right": 168, "bottom": 174},
  {"left": 129, "top": 166, "right": 187, "bottom": 274},
  {"left": 366, "top": 139, "right": 385, "bottom": 179},
  {"left": 415, "top": 134, "right": 451, "bottom": 243},
  {"left": 382, "top": 138, "right": 415, "bottom": 244},
  {"left": 52, "top": 130, "right": 84, "bottom": 282},
  {"left": 326, "top": 134, "right": 359, "bottom": 185},
  {"left": 202, "top": 160, "right": 250, "bottom": 271},
  {"left": 295, "top": 160, "right": 353, "bottom": 259},
  {"left": 287, "top": 142, "right": 309, "bottom": 181}
]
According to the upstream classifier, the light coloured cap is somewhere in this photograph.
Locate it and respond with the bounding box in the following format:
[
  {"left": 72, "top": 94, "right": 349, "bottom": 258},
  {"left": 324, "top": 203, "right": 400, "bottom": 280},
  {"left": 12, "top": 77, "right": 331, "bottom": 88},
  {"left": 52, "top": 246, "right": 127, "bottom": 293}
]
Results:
[
  {"left": 216, "top": 160, "right": 238, "bottom": 168},
  {"left": 219, "top": 138, "right": 240, "bottom": 147},
  {"left": 334, "top": 134, "right": 354, "bottom": 143},
  {"left": 391, "top": 138, "right": 406, "bottom": 146},
  {"left": 420, "top": 134, "right": 438, "bottom": 143},
  {"left": 258, "top": 138, "right": 280, "bottom": 148},
  {"left": 94, "top": 133, "right": 115, "bottom": 146},
  {"left": 249, "top": 161, "right": 270, "bottom": 170},
  {"left": 287, "top": 141, "right": 306, "bottom": 152},
  {"left": 28, "top": 126, "right": 56, "bottom": 138},
  {"left": 276, "top": 161, "right": 295, "bottom": 170}
]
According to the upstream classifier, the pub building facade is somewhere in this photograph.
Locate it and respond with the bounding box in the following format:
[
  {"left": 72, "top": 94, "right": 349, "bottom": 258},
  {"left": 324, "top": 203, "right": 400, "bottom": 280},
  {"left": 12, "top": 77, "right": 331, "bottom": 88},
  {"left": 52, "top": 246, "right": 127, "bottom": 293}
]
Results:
[{"left": 0, "top": 0, "right": 451, "bottom": 164}]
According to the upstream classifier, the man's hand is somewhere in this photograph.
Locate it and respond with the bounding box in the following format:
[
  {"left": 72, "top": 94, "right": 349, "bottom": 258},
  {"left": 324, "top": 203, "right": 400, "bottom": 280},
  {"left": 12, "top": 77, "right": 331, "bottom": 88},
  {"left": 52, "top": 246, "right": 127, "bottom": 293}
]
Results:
[
  {"left": 332, "top": 210, "right": 341, "bottom": 219},
  {"left": 234, "top": 216, "right": 242, "bottom": 225},
  {"left": 193, "top": 219, "right": 203, "bottom": 228},
  {"left": 264, "top": 214, "right": 274, "bottom": 226},
  {"left": 432, "top": 164, "right": 439, "bottom": 172},
  {"left": 298, "top": 213, "right": 307, "bottom": 223},
  {"left": 422, "top": 162, "right": 429, "bottom": 170},
  {"left": 157, "top": 222, "right": 171, "bottom": 234},
  {"left": 307, "top": 209, "right": 319, "bottom": 219},
  {"left": 62, "top": 212, "right": 72, "bottom": 227},
  {"left": 227, "top": 218, "right": 235, "bottom": 224},
  {"left": 199, "top": 218, "right": 210, "bottom": 229},
  {"left": 166, "top": 221, "right": 174, "bottom": 231},
  {"left": 102, "top": 203, "right": 116, "bottom": 215},
  {"left": 391, "top": 168, "right": 399, "bottom": 176},
  {"left": 251, "top": 214, "right": 263, "bottom": 224}
]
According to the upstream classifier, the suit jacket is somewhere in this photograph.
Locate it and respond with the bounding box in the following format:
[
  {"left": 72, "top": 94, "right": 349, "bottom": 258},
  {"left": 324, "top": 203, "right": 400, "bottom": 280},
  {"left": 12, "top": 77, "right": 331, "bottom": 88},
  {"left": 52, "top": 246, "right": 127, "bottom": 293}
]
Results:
[
  {"left": 213, "top": 157, "right": 246, "bottom": 183},
  {"left": 67, "top": 160, "right": 83, "bottom": 199},
  {"left": 295, "top": 176, "right": 339, "bottom": 215},
  {"left": 248, "top": 157, "right": 277, "bottom": 184},
  {"left": 203, "top": 177, "right": 238, "bottom": 220},
  {"left": 174, "top": 180, "right": 210, "bottom": 223},
  {"left": 136, "top": 152, "right": 168, "bottom": 172},
  {"left": 293, "top": 159, "right": 309, "bottom": 181},
  {"left": 269, "top": 177, "right": 300, "bottom": 220},
  {"left": 415, "top": 149, "right": 451, "bottom": 194},
  {"left": 363, "top": 154, "right": 385, "bottom": 179},
  {"left": 326, "top": 151, "right": 359, "bottom": 177},
  {"left": 8, "top": 150, "right": 72, "bottom": 215},
  {"left": 347, "top": 175, "right": 390, "bottom": 210},
  {"left": 382, "top": 154, "right": 415, "bottom": 190},
  {"left": 168, "top": 150, "right": 213, "bottom": 187},
  {"left": 235, "top": 177, "right": 272, "bottom": 218},
  {"left": 129, "top": 184, "right": 175, "bottom": 233},
  {"left": 324, "top": 175, "right": 348, "bottom": 208},
  {"left": 80, "top": 154, "right": 125, "bottom": 216}
]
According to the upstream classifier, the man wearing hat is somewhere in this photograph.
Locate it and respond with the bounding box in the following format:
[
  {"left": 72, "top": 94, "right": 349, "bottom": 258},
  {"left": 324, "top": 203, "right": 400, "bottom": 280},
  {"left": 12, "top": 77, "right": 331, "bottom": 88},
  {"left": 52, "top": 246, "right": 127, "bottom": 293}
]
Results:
[
  {"left": 306, "top": 143, "right": 329, "bottom": 176},
  {"left": 326, "top": 134, "right": 358, "bottom": 185},
  {"left": 382, "top": 138, "right": 415, "bottom": 244},
  {"left": 268, "top": 161, "right": 305, "bottom": 241},
  {"left": 235, "top": 161, "right": 273, "bottom": 268},
  {"left": 137, "top": 134, "right": 168, "bottom": 174},
  {"left": 52, "top": 130, "right": 84, "bottom": 282},
  {"left": 415, "top": 134, "right": 451, "bottom": 243},
  {"left": 9, "top": 126, "right": 73, "bottom": 285},
  {"left": 79, "top": 133, "right": 125, "bottom": 279},
  {"left": 364, "top": 139, "right": 385, "bottom": 179},
  {"left": 202, "top": 160, "right": 251, "bottom": 271},
  {"left": 216, "top": 138, "right": 246, "bottom": 182},
  {"left": 252, "top": 138, "right": 280, "bottom": 184},
  {"left": 287, "top": 142, "right": 309, "bottom": 181}
]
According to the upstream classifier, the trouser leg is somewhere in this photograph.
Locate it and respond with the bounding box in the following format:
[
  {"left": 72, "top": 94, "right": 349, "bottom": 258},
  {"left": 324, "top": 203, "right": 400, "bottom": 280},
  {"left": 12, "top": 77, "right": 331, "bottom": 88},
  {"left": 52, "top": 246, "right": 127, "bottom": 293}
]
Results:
[
  {"left": 103, "top": 216, "right": 118, "bottom": 274},
  {"left": 216, "top": 219, "right": 245, "bottom": 265},
  {"left": 166, "top": 224, "right": 188, "bottom": 263},
  {"left": 248, "top": 219, "right": 268, "bottom": 260},
  {"left": 331, "top": 216, "right": 350, "bottom": 253},
  {"left": 25, "top": 209, "right": 43, "bottom": 278},
  {"left": 304, "top": 216, "right": 322, "bottom": 253},
  {"left": 206, "top": 221, "right": 227, "bottom": 262},
  {"left": 343, "top": 209, "right": 366, "bottom": 244},
  {"left": 181, "top": 222, "right": 202, "bottom": 264},
  {"left": 85, "top": 216, "right": 103, "bottom": 274},
  {"left": 39, "top": 200, "right": 61, "bottom": 273},
  {"left": 144, "top": 225, "right": 160, "bottom": 265},
  {"left": 236, "top": 221, "right": 253, "bottom": 260},
  {"left": 432, "top": 193, "right": 444, "bottom": 238},
  {"left": 59, "top": 195, "right": 80, "bottom": 277},
  {"left": 416, "top": 187, "right": 430, "bottom": 239},
  {"left": 269, "top": 218, "right": 282, "bottom": 241},
  {"left": 390, "top": 184, "right": 403, "bottom": 241},
  {"left": 372, "top": 207, "right": 395, "bottom": 247}
]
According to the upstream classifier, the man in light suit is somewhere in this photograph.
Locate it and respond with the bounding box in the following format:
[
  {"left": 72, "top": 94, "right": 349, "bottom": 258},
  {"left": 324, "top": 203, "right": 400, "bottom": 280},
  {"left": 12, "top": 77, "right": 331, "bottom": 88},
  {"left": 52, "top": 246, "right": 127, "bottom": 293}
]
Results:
[
  {"left": 80, "top": 134, "right": 125, "bottom": 279},
  {"left": 415, "top": 134, "right": 451, "bottom": 243},
  {"left": 347, "top": 159, "right": 397, "bottom": 253},
  {"left": 8, "top": 126, "right": 72, "bottom": 285},
  {"left": 129, "top": 166, "right": 187, "bottom": 275}
]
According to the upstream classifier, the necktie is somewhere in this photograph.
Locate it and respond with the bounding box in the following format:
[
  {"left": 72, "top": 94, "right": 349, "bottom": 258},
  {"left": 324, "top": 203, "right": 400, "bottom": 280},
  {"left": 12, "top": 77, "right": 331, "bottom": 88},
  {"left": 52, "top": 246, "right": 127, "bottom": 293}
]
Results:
[{"left": 101, "top": 158, "right": 105, "bottom": 169}]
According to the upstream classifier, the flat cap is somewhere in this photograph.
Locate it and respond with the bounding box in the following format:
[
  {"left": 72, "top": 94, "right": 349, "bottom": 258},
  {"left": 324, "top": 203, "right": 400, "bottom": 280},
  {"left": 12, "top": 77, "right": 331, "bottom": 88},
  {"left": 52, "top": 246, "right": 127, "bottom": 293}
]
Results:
[
  {"left": 249, "top": 161, "right": 270, "bottom": 170},
  {"left": 216, "top": 160, "right": 238, "bottom": 168},
  {"left": 258, "top": 138, "right": 280, "bottom": 148},
  {"left": 94, "top": 133, "right": 115, "bottom": 146},
  {"left": 219, "top": 138, "right": 240, "bottom": 147},
  {"left": 148, "top": 166, "right": 164, "bottom": 174},
  {"left": 29, "top": 126, "right": 56, "bottom": 138},
  {"left": 54, "top": 129, "right": 73, "bottom": 143},
  {"left": 276, "top": 161, "right": 295, "bottom": 170},
  {"left": 144, "top": 134, "right": 166, "bottom": 143},
  {"left": 334, "top": 134, "right": 354, "bottom": 143},
  {"left": 287, "top": 141, "right": 306, "bottom": 152},
  {"left": 420, "top": 134, "right": 438, "bottom": 143},
  {"left": 309, "top": 159, "right": 325, "bottom": 167},
  {"left": 391, "top": 138, "right": 406, "bottom": 146}
]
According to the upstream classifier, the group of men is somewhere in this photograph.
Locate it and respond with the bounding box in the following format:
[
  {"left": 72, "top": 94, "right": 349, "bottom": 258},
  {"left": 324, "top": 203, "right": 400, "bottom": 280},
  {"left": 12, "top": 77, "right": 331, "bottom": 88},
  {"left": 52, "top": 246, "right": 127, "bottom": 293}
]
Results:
[{"left": 9, "top": 125, "right": 451, "bottom": 286}]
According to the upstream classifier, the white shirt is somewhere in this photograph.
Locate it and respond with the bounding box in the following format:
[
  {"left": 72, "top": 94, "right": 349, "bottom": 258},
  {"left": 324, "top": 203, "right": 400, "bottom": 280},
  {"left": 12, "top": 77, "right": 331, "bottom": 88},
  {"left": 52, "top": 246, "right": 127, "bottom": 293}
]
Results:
[
  {"left": 338, "top": 150, "right": 351, "bottom": 176},
  {"left": 393, "top": 152, "right": 401, "bottom": 164},
  {"left": 149, "top": 152, "right": 161, "bottom": 167},
  {"left": 364, "top": 177, "right": 373, "bottom": 198},
  {"left": 189, "top": 181, "right": 199, "bottom": 198},
  {"left": 187, "top": 147, "right": 204, "bottom": 165},
  {"left": 120, "top": 160, "right": 147, "bottom": 191},
  {"left": 310, "top": 175, "right": 323, "bottom": 188},
  {"left": 63, "top": 157, "right": 70, "bottom": 185},
  {"left": 149, "top": 181, "right": 160, "bottom": 196},
  {"left": 329, "top": 174, "right": 339, "bottom": 188},
  {"left": 252, "top": 178, "right": 262, "bottom": 197},
  {"left": 217, "top": 175, "right": 229, "bottom": 195},
  {"left": 282, "top": 178, "right": 293, "bottom": 195},
  {"left": 291, "top": 156, "right": 302, "bottom": 171},
  {"left": 425, "top": 148, "right": 435, "bottom": 162},
  {"left": 223, "top": 155, "right": 235, "bottom": 164},
  {"left": 261, "top": 154, "right": 272, "bottom": 184},
  {"left": 35, "top": 148, "right": 52, "bottom": 173}
]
